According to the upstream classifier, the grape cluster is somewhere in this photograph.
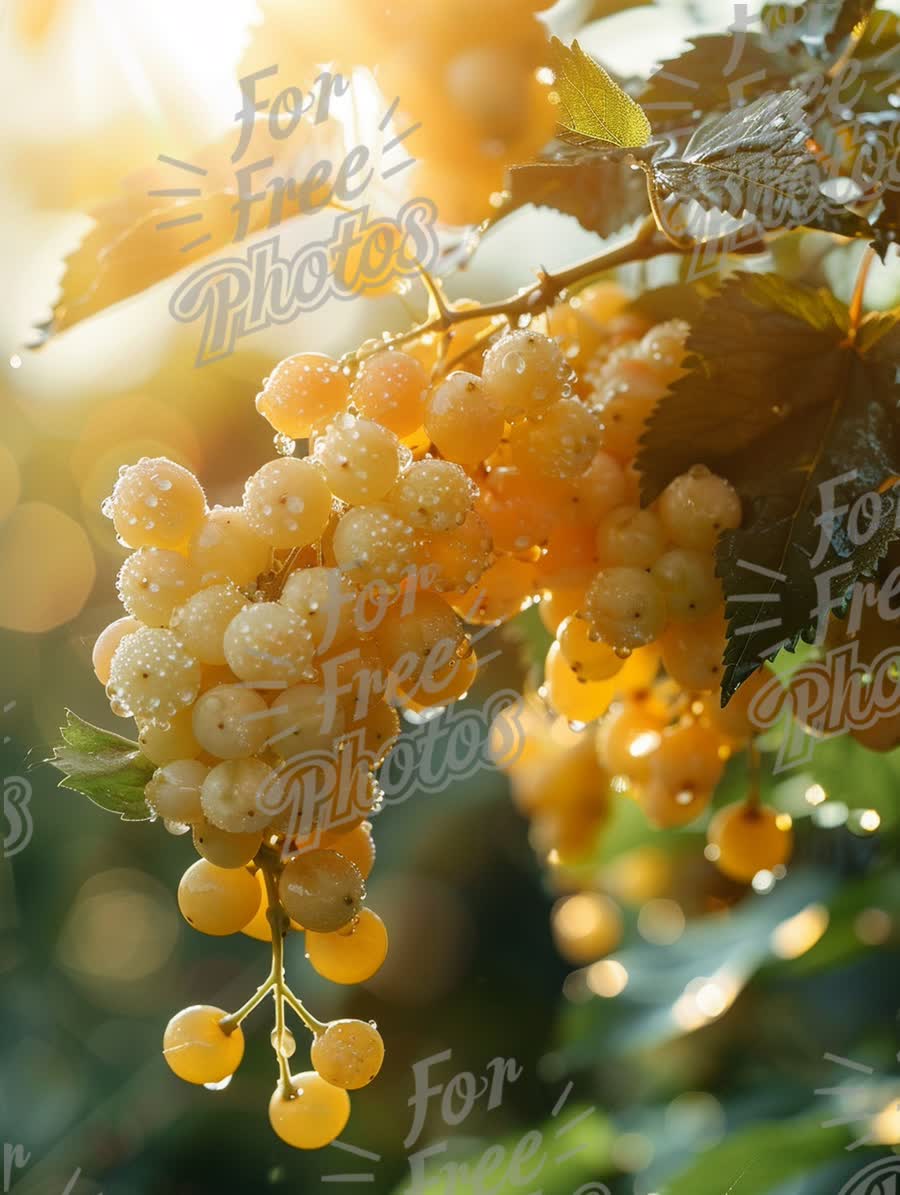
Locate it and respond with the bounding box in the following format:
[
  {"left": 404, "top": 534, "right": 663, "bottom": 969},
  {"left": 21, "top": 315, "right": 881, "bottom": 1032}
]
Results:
[
  {"left": 93, "top": 281, "right": 800, "bottom": 1139},
  {"left": 470, "top": 289, "right": 797, "bottom": 955}
]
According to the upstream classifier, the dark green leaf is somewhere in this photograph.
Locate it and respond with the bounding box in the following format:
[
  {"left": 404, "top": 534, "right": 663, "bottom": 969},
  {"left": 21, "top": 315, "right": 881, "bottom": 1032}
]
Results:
[
  {"left": 871, "top": 185, "right": 899, "bottom": 258},
  {"left": 638, "top": 275, "right": 900, "bottom": 698},
  {"left": 627, "top": 277, "right": 720, "bottom": 326},
  {"left": 661, "top": 1117, "right": 851, "bottom": 1195},
  {"left": 638, "top": 36, "right": 799, "bottom": 132},
  {"left": 501, "top": 143, "right": 650, "bottom": 237},
  {"left": 762, "top": 0, "right": 876, "bottom": 63},
  {"left": 653, "top": 90, "right": 873, "bottom": 239},
  {"left": 49, "top": 710, "right": 154, "bottom": 821}
]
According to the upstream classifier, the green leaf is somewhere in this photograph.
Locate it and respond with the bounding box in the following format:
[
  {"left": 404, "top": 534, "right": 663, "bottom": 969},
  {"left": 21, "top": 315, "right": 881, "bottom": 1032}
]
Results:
[
  {"left": 661, "top": 1117, "right": 851, "bottom": 1195},
  {"left": 387, "top": 1107, "right": 614, "bottom": 1195},
  {"left": 638, "top": 35, "right": 799, "bottom": 131},
  {"left": 637, "top": 275, "right": 900, "bottom": 699},
  {"left": 558, "top": 868, "right": 836, "bottom": 1063},
  {"left": 627, "top": 278, "right": 721, "bottom": 326},
  {"left": 500, "top": 143, "right": 650, "bottom": 238},
  {"left": 653, "top": 90, "right": 873, "bottom": 240},
  {"left": 49, "top": 711, "right": 154, "bottom": 821},
  {"left": 549, "top": 37, "right": 651, "bottom": 149}
]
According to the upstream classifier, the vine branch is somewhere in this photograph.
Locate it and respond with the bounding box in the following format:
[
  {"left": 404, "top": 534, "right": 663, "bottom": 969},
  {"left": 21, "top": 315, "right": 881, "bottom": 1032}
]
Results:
[{"left": 347, "top": 213, "right": 768, "bottom": 369}]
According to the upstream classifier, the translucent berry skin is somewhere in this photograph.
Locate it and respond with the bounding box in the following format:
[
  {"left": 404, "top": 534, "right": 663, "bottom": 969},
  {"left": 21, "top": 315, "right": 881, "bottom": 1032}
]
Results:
[
  {"left": 708, "top": 802, "right": 793, "bottom": 882},
  {"left": 399, "top": 648, "right": 479, "bottom": 711},
  {"left": 192, "top": 684, "right": 271, "bottom": 759},
  {"left": 170, "top": 583, "right": 247, "bottom": 666},
  {"left": 558, "top": 614, "right": 625, "bottom": 682},
  {"left": 268, "top": 1071, "right": 351, "bottom": 1150},
  {"left": 137, "top": 708, "right": 200, "bottom": 766},
  {"left": 386, "top": 458, "right": 475, "bottom": 532},
  {"left": 107, "top": 457, "right": 206, "bottom": 551},
  {"left": 660, "top": 611, "right": 726, "bottom": 692},
  {"left": 177, "top": 859, "right": 261, "bottom": 935},
  {"left": 306, "top": 908, "right": 389, "bottom": 984},
  {"left": 350, "top": 349, "right": 428, "bottom": 437},
  {"left": 256, "top": 353, "right": 350, "bottom": 439},
  {"left": 267, "top": 683, "right": 346, "bottom": 758},
  {"left": 585, "top": 567, "right": 668, "bottom": 651},
  {"left": 595, "top": 506, "right": 665, "bottom": 570},
  {"left": 241, "top": 869, "right": 275, "bottom": 941},
  {"left": 280, "top": 567, "right": 358, "bottom": 652},
  {"left": 509, "top": 397, "right": 600, "bottom": 480},
  {"left": 420, "top": 510, "right": 493, "bottom": 592},
  {"left": 450, "top": 556, "right": 536, "bottom": 625},
  {"left": 189, "top": 507, "right": 271, "bottom": 588},
  {"left": 639, "top": 778, "right": 713, "bottom": 828},
  {"left": 332, "top": 504, "right": 419, "bottom": 587},
  {"left": 243, "top": 458, "right": 333, "bottom": 549},
  {"left": 481, "top": 329, "right": 568, "bottom": 418},
  {"left": 117, "top": 548, "right": 198, "bottom": 627},
  {"left": 163, "top": 1005, "right": 244, "bottom": 1084},
  {"left": 372, "top": 591, "right": 463, "bottom": 680},
  {"left": 279, "top": 849, "right": 365, "bottom": 933},
  {"left": 326, "top": 822, "right": 376, "bottom": 880},
  {"left": 92, "top": 616, "right": 142, "bottom": 685},
  {"left": 146, "top": 759, "right": 209, "bottom": 824},
  {"left": 311, "top": 1019, "right": 385, "bottom": 1090},
  {"left": 192, "top": 819, "right": 263, "bottom": 869},
  {"left": 201, "top": 758, "right": 277, "bottom": 834},
  {"left": 106, "top": 626, "right": 201, "bottom": 721},
  {"left": 650, "top": 720, "right": 725, "bottom": 796},
  {"left": 544, "top": 640, "right": 617, "bottom": 723},
  {"left": 223, "top": 602, "right": 315, "bottom": 685},
  {"left": 595, "top": 699, "right": 666, "bottom": 782},
  {"left": 424, "top": 371, "right": 504, "bottom": 465},
  {"left": 651, "top": 548, "right": 721, "bottom": 621},
  {"left": 659, "top": 466, "right": 742, "bottom": 551},
  {"left": 573, "top": 450, "right": 627, "bottom": 522},
  {"left": 314, "top": 414, "right": 402, "bottom": 505}
]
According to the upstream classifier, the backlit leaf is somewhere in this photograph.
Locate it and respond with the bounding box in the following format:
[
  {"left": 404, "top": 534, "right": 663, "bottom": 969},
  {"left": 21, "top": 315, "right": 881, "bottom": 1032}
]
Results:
[{"left": 550, "top": 36, "right": 652, "bottom": 149}]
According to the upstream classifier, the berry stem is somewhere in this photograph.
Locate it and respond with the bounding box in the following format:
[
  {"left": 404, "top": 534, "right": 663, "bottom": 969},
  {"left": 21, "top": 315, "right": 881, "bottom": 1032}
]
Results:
[
  {"left": 352, "top": 215, "right": 770, "bottom": 365},
  {"left": 848, "top": 246, "right": 876, "bottom": 339},
  {"left": 219, "top": 966, "right": 276, "bottom": 1033},
  {"left": 258, "top": 856, "right": 294, "bottom": 1097},
  {"left": 282, "top": 986, "right": 327, "bottom": 1036}
]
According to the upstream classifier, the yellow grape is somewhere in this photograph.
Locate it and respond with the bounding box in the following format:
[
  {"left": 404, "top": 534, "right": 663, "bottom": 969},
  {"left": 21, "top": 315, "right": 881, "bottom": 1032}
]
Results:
[
  {"left": 177, "top": 859, "right": 261, "bottom": 935},
  {"left": 256, "top": 353, "right": 350, "bottom": 439},
  {"left": 163, "top": 1005, "right": 244, "bottom": 1084},
  {"left": 92, "top": 616, "right": 142, "bottom": 686},
  {"left": 311, "top": 1019, "right": 385, "bottom": 1090},
  {"left": 306, "top": 908, "right": 388, "bottom": 984},
  {"left": 279, "top": 849, "right": 365, "bottom": 933},
  {"left": 708, "top": 802, "right": 793, "bottom": 882},
  {"left": 269, "top": 1072, "right": 351, "bottom": 1149},
  {"left": 557, "top": 615, "right": 625, "bottom": 682},
  {"left": 544, "top": 641, "right": 617, "bottom": 723},
  {"left": 350, "top": 350, "right": 428, "bottom": 437}
]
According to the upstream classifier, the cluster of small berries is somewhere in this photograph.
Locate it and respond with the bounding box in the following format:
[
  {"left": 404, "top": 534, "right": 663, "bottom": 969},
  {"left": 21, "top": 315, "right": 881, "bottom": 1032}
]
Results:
[{"left": 90, "top": 282, "right": 803, "bottom": 1138}]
